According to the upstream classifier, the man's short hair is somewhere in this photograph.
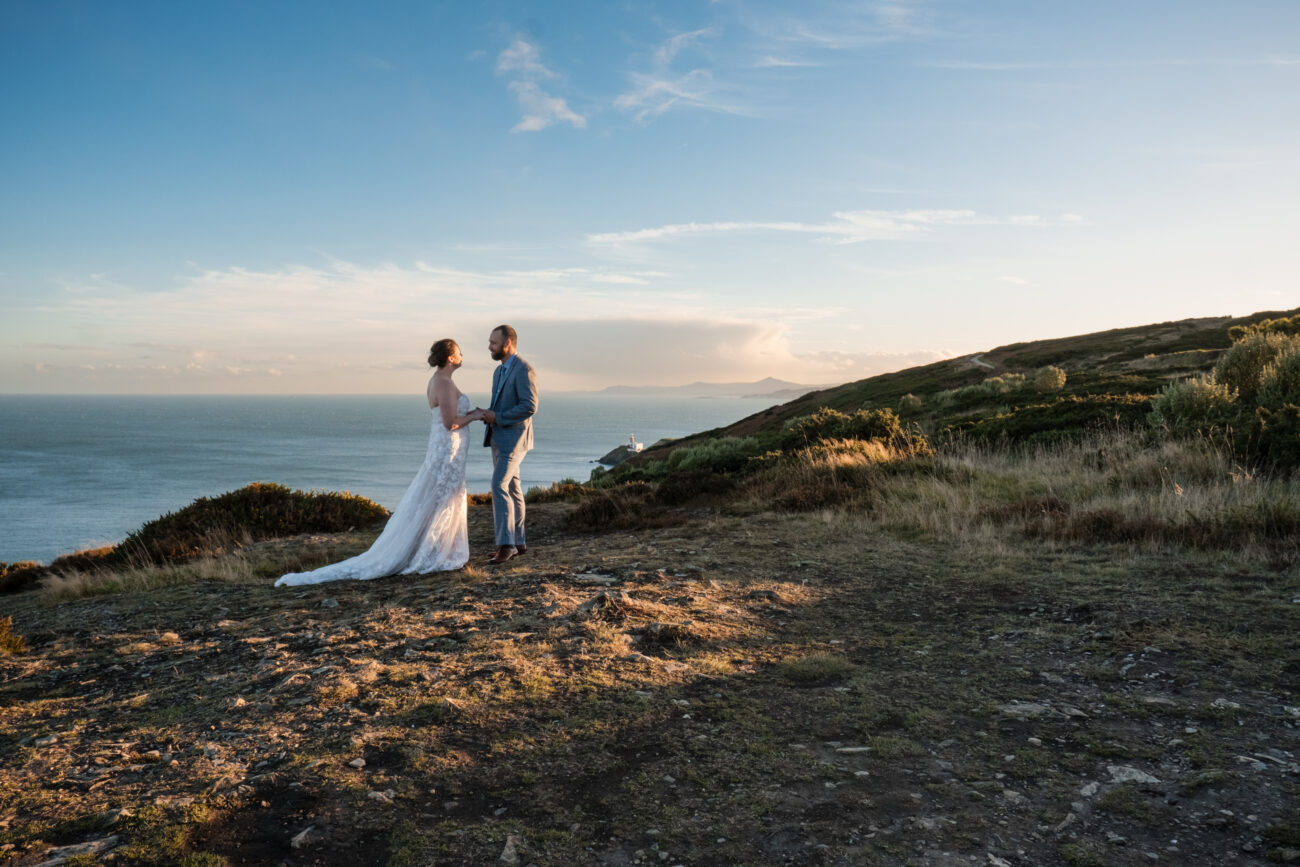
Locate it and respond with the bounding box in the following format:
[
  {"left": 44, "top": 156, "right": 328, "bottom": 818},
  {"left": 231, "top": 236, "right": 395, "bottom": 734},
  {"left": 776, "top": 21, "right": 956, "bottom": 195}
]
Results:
[{"left": 494, "top": 324, "right": 518, "bottom": 346}]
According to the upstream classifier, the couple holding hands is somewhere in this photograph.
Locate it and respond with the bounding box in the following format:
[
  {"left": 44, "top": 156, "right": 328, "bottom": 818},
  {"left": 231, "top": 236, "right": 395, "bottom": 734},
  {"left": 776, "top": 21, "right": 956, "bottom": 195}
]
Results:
[{"left": 276, "top": 325, "right": 537, "bottom": 587}]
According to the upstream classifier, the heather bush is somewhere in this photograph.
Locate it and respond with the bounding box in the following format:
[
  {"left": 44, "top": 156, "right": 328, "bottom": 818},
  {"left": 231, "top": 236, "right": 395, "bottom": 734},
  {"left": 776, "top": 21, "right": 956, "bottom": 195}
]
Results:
[
  {"left": 655, "top": 469, "right": 736, "bottom": 505},
  {"left": 1034, "top": 366, "right": 1067, "bottom": 394},
  {"left": 526, "top": 479, "right": 588, "bottom": 503},
  {"left": 120, "top": 483, "right": 389, "bottom": 564},
  {"left": 946, "top": 394, "right": 1153, "bottom": 445},
  {"left": 665, "top": 436, "right": 761, "bottom": 474},
  {"left": 781, "top": 407, "right": 932, "bottom": 456},
  {"left": 565, "top": 482, "right": 682, "bottom": 531}
]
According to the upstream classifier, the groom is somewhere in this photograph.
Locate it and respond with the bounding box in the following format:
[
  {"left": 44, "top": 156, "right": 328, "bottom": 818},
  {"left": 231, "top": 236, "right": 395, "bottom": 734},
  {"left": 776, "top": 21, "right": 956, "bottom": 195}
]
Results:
[{"left": 480, "top": 324, "right": 538, "bottom": 565}]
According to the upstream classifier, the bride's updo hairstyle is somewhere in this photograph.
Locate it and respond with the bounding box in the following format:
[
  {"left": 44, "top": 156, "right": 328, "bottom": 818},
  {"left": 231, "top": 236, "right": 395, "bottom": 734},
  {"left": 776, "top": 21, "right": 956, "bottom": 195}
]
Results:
[{"left": 428, "top": 338, "right": 459, "bottom": 369}]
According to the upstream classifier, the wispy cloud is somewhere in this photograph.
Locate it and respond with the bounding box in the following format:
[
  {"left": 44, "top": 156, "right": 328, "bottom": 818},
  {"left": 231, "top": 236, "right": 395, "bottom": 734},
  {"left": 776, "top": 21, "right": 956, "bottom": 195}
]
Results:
[
  {"left": 496, "top": 38, "right": 585, "bottom": 132},
  {"left": 616, "top": 28, "right": 751, "bottom": 122},
  {"left": 587, "top": 208, "right": 1083, "bottom": 245},
  {"left": 9, "top": 250, "right": 970, "bottom": 392},
  {"left": 752, "top": 1, "right": 939, "bottom": 51},
  {"left": 925, "top": 56, "right": 1300, "bottom": 71}
]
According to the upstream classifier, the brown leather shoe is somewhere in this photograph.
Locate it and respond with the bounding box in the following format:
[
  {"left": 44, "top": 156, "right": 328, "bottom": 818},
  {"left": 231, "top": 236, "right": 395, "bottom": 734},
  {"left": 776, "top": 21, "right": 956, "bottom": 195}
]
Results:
[
  {"left": 486, "top": 546, "right": 518, "bottom": 565},
  {"left": 516, "top": 545, "right": 527, "bottom": 555}
]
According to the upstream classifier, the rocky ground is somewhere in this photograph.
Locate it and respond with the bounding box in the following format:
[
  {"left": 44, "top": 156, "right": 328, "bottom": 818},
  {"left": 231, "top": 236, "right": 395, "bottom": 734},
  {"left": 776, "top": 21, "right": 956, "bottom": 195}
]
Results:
[{"left": 1, "top": 501, "right": 1298, "bottom": 865}]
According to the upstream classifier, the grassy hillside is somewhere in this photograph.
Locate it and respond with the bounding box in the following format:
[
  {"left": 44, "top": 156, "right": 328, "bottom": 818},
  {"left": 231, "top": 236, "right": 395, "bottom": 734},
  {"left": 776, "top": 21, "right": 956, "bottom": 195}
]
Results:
[{"left": 633, "top": 307, "right": 1298, "bottom": 461}]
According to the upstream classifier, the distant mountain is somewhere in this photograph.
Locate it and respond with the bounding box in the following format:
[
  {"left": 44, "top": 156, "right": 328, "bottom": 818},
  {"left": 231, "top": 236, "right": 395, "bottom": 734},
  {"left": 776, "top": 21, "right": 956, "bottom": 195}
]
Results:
[{"left": 598, "top": 377, "right": 831, "bottom": 399}]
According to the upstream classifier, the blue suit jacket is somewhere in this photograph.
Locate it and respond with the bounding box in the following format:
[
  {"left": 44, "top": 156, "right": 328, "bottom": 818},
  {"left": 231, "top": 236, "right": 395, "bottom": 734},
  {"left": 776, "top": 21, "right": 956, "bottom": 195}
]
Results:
[{"left": 484, "top": 355, "right": 538, "bottom": 455}]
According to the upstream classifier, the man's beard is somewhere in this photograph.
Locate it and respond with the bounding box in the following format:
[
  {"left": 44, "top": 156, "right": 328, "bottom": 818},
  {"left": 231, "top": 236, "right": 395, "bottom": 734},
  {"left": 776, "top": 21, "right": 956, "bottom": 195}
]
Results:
[{"left": 491, "top": 348, "right": 505, "bottom": 361}]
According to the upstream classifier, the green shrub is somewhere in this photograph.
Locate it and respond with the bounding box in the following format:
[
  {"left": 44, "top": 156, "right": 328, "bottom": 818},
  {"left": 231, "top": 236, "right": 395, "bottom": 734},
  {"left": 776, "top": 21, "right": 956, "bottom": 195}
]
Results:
[
  {"left": 933, "top": 373, "right": 1028, "bottom": 407},
  {"left": 1228, "top": 314, "right": 1300, "bottom": 341},
  {"left": 898, "top": 393, "right": 923, "bottom": 413},
  {"left": 120, "top": 483, "right": 389, "bottom": 564},
  {"left": 947, "top": 394, "right": 1153, "bottom": 445},
  {"left": 1214, "top": 332, "right": 1297, "bottom": 403},
  {"left": 1151, "top": 333, "right": 1300, "bottom": 468},
  {"left": 1034, "top": 366, "right": 1067, "bottom": 393},
  {"left": 665, "top": 436, "right": 761, "bottom": 474},
  {"left": 1149, "top": 375, "right": 1237, "bottom": 437},
  {"left": 525, "top": 479, "right": 588, "bottom": 503},
  {"left": 781, "top": 407, "right": 931, "bottom": 456}
]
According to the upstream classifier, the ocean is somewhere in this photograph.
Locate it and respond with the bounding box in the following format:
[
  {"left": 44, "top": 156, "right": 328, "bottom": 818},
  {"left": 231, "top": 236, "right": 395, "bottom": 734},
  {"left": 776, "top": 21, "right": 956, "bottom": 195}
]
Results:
[{"left": 0, "top": 393, "right": 777, "bottom": 564}]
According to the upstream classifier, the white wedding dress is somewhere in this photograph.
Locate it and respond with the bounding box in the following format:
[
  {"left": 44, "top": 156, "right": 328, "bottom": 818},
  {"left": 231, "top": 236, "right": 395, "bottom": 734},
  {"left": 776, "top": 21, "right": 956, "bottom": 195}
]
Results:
[{"left": 275, "top": 395, "right": 471, "bottom": 586}]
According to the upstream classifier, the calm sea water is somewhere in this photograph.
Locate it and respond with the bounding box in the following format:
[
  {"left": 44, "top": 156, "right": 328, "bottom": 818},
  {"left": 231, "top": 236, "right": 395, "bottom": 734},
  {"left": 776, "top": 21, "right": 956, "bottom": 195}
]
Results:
[{"left": 0, "top": 393, "right": 776, "bottom": 564}]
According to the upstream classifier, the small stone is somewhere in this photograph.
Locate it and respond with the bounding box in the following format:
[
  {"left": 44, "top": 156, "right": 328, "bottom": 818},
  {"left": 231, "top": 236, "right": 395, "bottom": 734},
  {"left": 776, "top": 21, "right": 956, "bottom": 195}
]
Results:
[
  {"left": 290, "top": 826, "right": 323, "bottom": 849},
  {"left": 1108, "top": 765, "right": 1160, "bottom": 784},
  {"left": 348, "top": 758, "right": 366, "bottom": 769},
  {"left": 1080, "top": 781, "right": 1100, "bottom": 797},
  {"left": 319, "top": 597, "right": 339, "bottom": 608},
  {"left": 33, "top": 836, "right": 119, "bottom": 864},
  {"left": 998, "top": 701, "right": 1052, "bottom": 719},
  {"left": 1106, "top": 831, "right": 1128, "bottom": 845},
  {"left": 33, "top": 735, "right": 58, "bottom": 747},
  {"left": 835, "top": 746, "right": 871, "bottom": 754},
  {"left": 499, "top": 832, "right": 523, "bottom": 864},
  {"left": 368, "top": 789, "right": 395, "bottom": 803}
]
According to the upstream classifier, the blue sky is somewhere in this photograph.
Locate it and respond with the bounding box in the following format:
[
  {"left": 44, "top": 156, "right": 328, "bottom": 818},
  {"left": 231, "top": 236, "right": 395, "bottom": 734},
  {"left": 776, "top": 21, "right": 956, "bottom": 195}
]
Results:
[{"left": 2, "top": 1, "right": 1297, "bottom": 393}]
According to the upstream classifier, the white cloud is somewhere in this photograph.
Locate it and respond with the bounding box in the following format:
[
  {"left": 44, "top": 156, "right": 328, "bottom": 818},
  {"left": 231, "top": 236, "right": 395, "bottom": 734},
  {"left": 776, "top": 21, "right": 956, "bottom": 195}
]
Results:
[
  {"left": 588, "top": 208, "right": 1080, "bottom": 246},
  {"left": 496, "top": 38, "right": 585, "bottom": 132},
  {"left": 12, "top": 256, "right": 953, "bottom": 392}
]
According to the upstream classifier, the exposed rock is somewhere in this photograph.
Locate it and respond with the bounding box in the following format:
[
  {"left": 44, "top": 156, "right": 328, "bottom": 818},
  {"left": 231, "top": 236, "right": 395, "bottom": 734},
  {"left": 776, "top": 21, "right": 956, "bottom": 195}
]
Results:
[
  {"left": 290, "top": 825, "right": 323, "bottom": 849},
  {"left": 34, "top": 835, "right": 118, "bottom": 866},
  {"left": 499, "top": 832, "right": 523, "bottom": 863},
  {"left": 1107, "top": 765, "right": 1160, "bottom": 784},
  {"left": 997, "top": 701, "right": 1055, "bottom": 719},
  {"left": 319, "top": 598, "right": 339, "bottom": 608}
]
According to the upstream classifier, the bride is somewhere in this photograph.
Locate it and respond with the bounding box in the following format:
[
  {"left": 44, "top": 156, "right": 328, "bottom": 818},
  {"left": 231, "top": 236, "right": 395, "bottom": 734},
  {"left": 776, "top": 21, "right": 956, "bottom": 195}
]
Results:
[{"left": 275, "top": 339, "right": 483, "bottom": 587}]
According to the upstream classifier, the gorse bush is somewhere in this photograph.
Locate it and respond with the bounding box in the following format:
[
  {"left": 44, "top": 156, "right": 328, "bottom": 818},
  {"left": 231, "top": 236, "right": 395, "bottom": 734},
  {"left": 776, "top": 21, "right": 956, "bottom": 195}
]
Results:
[
  {"left": 781, "top": 407, "right": 932, "bottom": 456},
  {"left": 1152, "top": 332, "right": 1300, "bottom": 467},
  {"left": 1148, "top": 376, "right": 1236, "bottom": 437},
  {"left": 0, "top": 616, "right": 26, "bottom": 655},
  {"left": 665, "top": 436, "right": 761, "bottom": 473},
  {"left": 933, "top": 373, "right": 1028, "bottom": 407},
  {"left": 121, "top": 483, "right": 390, "bottom": 564},
  {"left": 1034, "top": 366, "right": 1067, "bottom": 394},
  {"left": 1228, "top": 313, "right": 1300, "bottom": 341},
  {"left": 1214, "top": 332, "right": 1296, "bottom": 403},
  {"left": 2, "top": 483, "right": 392, "bottom": 594}
]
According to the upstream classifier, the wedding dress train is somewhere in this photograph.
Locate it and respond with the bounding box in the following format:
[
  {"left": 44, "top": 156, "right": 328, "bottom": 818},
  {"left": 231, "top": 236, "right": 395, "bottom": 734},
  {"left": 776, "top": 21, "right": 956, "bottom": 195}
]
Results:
[{"left": 275, "top": 395, "right": 471, "bottom": 586}]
